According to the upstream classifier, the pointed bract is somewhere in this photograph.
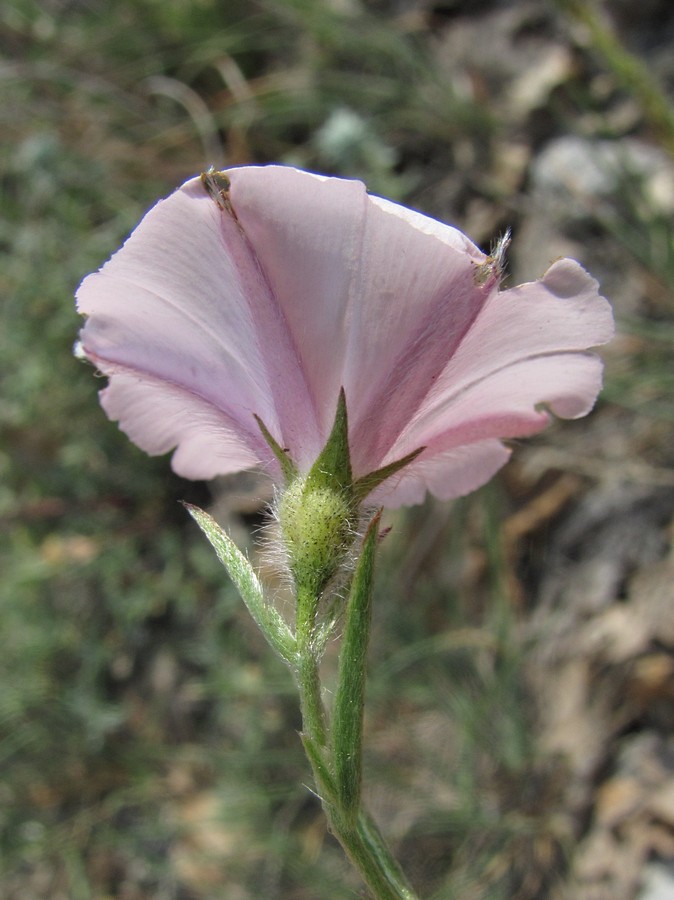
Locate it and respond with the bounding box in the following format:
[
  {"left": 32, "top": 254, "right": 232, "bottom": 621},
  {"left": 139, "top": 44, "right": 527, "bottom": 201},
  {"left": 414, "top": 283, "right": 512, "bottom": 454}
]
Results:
[
  {"left": 306, "top": 388, "right": 353, "bottom": 496},
  {"left": 353, "top": 446, "right": 425, "bottom": 503},
  {"left": 254, "top": 413, "right": 299, "bottom": 484}
]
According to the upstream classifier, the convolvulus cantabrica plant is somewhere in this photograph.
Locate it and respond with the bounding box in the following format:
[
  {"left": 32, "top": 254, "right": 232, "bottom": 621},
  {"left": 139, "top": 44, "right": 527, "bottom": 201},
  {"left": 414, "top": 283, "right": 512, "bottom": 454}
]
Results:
[{"left": 76, "top": 165, "right": 613, "bottom": 898}]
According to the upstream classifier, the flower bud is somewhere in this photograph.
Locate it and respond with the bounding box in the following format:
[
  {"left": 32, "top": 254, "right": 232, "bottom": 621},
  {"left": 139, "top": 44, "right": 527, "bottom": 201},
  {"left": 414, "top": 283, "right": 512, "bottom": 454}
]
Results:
[{"left": 278, "top": 475, "right": 356, "bottom": 596}]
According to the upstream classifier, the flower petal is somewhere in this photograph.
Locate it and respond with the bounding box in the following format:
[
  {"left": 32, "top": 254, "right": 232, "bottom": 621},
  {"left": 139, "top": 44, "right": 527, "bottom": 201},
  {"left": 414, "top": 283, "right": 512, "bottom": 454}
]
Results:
[
  {"left": 225, "top": 166, "right": 491, "bottom": 471},
  {"left": 96, "top": 368, "right": 269, "bottom": 480},
  {"left": 344, "top": 196, "right": 490, "bottom": 472},
  {"left": 77, "top": 175, "right": 319, "bottom": 475},
  {"left": 76, "top": 167, "right": 613, "bottom": 506},
  {"left": 389, "top": 259, "right": 613, "bottom": 461},
  {"left": 225, "top": 166, "right": 365, "bottom": 439}
]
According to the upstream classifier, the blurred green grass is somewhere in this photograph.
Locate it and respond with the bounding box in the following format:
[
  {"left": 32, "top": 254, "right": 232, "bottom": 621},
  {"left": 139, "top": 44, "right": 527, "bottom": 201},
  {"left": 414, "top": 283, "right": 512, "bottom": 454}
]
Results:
[{"left": 2, "top": 0, "right": 673, "bottom": 897}]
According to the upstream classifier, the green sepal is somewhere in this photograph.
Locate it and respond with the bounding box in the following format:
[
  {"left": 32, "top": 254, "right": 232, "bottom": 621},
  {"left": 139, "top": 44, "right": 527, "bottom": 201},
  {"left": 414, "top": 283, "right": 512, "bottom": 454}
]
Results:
[
  {"left": 184, "top": 503, "right": 297, "bottom": 666},
  {"left": 277, "top": 390, "right": 358, "bottom": 598},
  {"left": 332, "top": 510, "right": 381, "bottom": 825},
  {"left": 254, "top": 414, "right": 298, "bottom": 483},
  {"left": 353, "top": 446, "right": 425, "bottom": 503},
  {"left": 306, "top": 388, "right": 353, "bottom": 496}
]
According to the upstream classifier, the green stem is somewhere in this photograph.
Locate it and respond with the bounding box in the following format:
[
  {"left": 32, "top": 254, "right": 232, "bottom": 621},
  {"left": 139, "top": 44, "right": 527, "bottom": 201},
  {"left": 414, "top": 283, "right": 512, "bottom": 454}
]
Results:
[
  {"left": 295, "top": 585, "right": 327, "bottom": 746},
  {"left": 333, "top": 808, "right": 418, "bottom": 900},
  {"left": 295, "top": 607, "right": 419, "bottom": 898},
  {"left": 301, "top": 716, "right": 418, "bottom": 898}
]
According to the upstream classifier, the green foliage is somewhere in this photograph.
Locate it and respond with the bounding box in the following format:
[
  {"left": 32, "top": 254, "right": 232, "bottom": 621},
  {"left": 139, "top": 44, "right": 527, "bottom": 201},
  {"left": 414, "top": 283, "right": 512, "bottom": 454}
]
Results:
[
  {"left": 598, "top": 167, "right": 674, "bottom": 425},
  {"left": 368, "top": 488, "right": 557, "bottom": 900}
]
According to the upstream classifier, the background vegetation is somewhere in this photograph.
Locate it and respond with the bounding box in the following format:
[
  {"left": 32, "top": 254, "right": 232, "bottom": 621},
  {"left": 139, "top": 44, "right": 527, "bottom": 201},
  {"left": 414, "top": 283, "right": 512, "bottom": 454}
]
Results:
[{"left": 2, "top": 0, "right": 673, "bottom": 897}]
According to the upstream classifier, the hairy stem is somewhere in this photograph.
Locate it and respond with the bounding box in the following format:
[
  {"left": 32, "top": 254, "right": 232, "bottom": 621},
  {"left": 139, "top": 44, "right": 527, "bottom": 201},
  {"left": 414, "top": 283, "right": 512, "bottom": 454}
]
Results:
[
  {"left": 295, "top": 585, "right": 328, "bottom": 747},
  {"left": 294, "top": 572, "right": 419, "bottom": 899}
]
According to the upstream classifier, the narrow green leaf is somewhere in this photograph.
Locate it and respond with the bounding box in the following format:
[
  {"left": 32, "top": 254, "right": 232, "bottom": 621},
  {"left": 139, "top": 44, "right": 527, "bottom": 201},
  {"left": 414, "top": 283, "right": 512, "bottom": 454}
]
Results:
[
  {"left": 183, "top": 503, "right": 297, "bottom": 666},
  {"left": 332, "top": 511, "right": 381, "bottom": 824},
  {"left": 356, "top": 810, "right": 418, "bottom": 899}
]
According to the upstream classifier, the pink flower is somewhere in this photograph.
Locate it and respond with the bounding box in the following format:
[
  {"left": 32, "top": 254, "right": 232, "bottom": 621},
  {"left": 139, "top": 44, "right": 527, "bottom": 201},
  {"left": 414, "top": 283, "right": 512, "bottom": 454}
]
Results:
[{"left": 76, "top": 165, "right": 613, "bottom": 507}]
